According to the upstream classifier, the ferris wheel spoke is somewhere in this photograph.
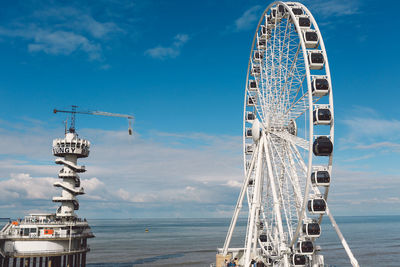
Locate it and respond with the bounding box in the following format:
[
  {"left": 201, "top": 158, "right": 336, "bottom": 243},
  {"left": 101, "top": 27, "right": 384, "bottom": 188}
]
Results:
[
  {"left": 289, "top": 92, "right": 327, "bottom": 122},
  {"left": 275, "top": 67, "right": 307, "bottom": 118},
  {"left": 269, "top": 138, "right": 304, "bottom": 220},
  {"left": 268, "top": 135, "right": 308, "bottom": 244},
  {"left": 262, "top": 135, "right": 286, "bottom": 247},
  {"left": 285, "top": 72, "right": 307, "bottom": 111},
  {"left": 284, "top": 42, "right": 301, "bottom": 81},
  {"left": 281, "top": 22, "right": 294, "bottom": 87},
  {"left": 271, "top": 130, "right": 309, "bottom": 151},
  {"left": 286, "top": 94, "right": 308, "bottom": 120},
  {"left": 260, "top": 206, "right": 274, "bottom": 242},
  {"left": 278, "top": 67, "right": 305, "bottom": 115},
  {"left": 279, "top": 42, "right": 302, "bottom": 95},
  {"left": 288, "top": 142, "right": 308, "bottom": 175},
  {"left": 266, "top": 137, "right": 294, "bottom": 240},
  {"left": 272, "top": 23, "right": 286, "bottom": 104},
  {"left": 285, "top": 143, "right": 306, "bottom": 195},
  {"left": 276, "top": 19, "right": 291, "bottom": 111},
  {"left": 268, "top": 137, "right": 302, "bottom": 209},
  {"left": 287, "top": 65, "right": 306, "bottom": 97},
  {"left": 280, "top": 50, "right": 305, "bottom": 99}
]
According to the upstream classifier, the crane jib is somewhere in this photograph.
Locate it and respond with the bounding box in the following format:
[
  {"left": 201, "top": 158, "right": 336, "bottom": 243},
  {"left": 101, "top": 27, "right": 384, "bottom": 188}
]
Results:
[{"left": 54, "top": 105, "right": 134, "bottom": 135}]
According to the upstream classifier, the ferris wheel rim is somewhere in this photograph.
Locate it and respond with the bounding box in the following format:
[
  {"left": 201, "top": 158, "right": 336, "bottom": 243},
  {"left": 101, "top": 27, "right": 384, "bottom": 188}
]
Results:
[
  {"left": 242, "top": 0, "right": 334, "bottom": 251},
  {"left": 297, "top": 2, "right": 335, "bottom": 227}
]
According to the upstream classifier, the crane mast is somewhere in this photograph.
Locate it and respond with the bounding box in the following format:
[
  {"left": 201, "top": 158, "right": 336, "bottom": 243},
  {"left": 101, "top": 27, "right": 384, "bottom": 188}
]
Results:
[{"left": 54, "top": 105, "right": 134, "bottom": 135}]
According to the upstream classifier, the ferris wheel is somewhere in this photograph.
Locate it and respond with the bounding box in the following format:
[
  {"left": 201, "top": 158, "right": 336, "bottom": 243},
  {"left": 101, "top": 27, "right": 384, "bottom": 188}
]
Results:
[{"left": 218, "top": 2, "right": 359, "bottom": 267}]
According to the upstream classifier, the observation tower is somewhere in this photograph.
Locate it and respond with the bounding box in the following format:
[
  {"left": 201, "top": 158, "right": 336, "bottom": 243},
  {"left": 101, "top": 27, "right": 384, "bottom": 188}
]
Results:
[
  {"left": 0, "top": 106, "right": 134, "bottom": 267},
  {"left": 0, "top": 129, "right": 94, "bottom": 267}
]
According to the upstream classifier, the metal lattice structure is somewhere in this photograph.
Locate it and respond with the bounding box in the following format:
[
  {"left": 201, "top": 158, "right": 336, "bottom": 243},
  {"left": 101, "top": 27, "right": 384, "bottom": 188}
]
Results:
[{"left": 217, "top": 2, "right": 359, "bottom": 267}]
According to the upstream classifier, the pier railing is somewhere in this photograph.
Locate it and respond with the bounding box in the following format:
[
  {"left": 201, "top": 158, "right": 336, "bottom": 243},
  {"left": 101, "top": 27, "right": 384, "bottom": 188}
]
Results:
[
  {"left": 0, "top": 247, "right": 90, "bottom": 257},
  {"left": 0, "top": 232, "right": 94, "bottom": 240}
]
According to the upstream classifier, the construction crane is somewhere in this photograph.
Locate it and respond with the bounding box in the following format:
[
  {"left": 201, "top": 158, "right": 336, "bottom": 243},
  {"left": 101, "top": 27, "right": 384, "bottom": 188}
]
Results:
[{"left": 54, "top": 105, "right": 134, "bottom": 135}]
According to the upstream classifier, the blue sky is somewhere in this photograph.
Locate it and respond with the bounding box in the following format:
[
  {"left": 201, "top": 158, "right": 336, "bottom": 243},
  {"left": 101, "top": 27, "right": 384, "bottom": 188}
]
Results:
[{"left": 0, "top": 0, "right": 399, "bottom": 219}]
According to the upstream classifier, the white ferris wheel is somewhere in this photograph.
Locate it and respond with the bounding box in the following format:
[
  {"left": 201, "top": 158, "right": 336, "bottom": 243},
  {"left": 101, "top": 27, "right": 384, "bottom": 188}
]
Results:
[{"left": 218, "top": 2, "right": 359, "bottom": 267}]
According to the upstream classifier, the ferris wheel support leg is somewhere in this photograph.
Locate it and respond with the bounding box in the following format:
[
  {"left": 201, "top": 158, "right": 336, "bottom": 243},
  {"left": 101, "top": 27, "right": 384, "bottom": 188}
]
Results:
[
  {"left": 326, "top": 206, "right": 359, "bottom": 267},
  {"left": 263, "top": 135, "right": 289, "bottom": 267},
  {"left": 222, "top": 143, "right": 259, "bottom": 256},
  {"left": 251, "top": 151, "right": 264, "bottom": 255},
  {"left": 244, "top": 138, "right": 264, "bottom": 266}
]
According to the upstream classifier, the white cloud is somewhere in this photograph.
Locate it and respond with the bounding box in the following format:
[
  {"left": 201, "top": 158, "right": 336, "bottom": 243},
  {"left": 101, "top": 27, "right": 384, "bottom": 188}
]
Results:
[
  {"left": 145, "top": 34, "right": 190, "bottom": 60},
  {"left": 225, "top": 180, "right": 242, "bottom": 188},
  {"left": 0, "top": 6, "right": 121, "bottom": 61},
  {"left": 28, "top": 30, "right": 101, "bottom": 60},
  {"left": 115, "top": 188, "right": 157, "bottom": 203},
  {"left": 76, "top": 128, "right": 242, "bottom": 184},
  {"left": 0, "top": 173, "right": 108, "bottom": 203},
  {"left": 346, "top": 197, "right": 400, "bottom": 205},
  {"left": 116, "top": 188, "right": 131, "bottom": 201},
  {"left": 81, "top": 177, "right": 105, "bottom": 193},
  {"left": 0, "top": 26, "right": 102, "bottom": 59},
  {"left": 355, "top": 142, "right": 400, "bottom": 152},
  {"left": 80, "top": 15, "right": 120, "bottom": 39},
  {"left": 100, "top": 64, "right": 111, "bottom": 70},
  {"left": 341, "top": 153, "right": 373, "bottom": 162},
  {"left": 228, "top": 5, "right": 262, "bottom": 32},
  {"left": 339, "top": 107, "right": 400, "bottom": 155},
  {"left": 174, "top": 34, "right": 189, "bottom": 45},
  {"left": 307, "top": 0, "right": 360, "bottom": 17},
  {"left": 0, "top": 173, "right": 57, "bottom": 200},
  {"left": 342, "top": 117, "right": 400, "bottom": 139},
  {"left": 185, "top": 186, "right": 195, "bottom": 191},
  {"left": 112, "top": 186, "right": 210, "bottom": 204},
  {"left": 32, "top": 7, "right": 121, "bottom": 38},
  {"left": 326, "top": 167, "right": 400, "bottom": 215}
]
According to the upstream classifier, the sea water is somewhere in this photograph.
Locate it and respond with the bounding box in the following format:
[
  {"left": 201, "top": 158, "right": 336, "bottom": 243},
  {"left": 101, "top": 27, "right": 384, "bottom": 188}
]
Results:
[{"left": 86, "top": 216, "right": 400, "bottom": 267}]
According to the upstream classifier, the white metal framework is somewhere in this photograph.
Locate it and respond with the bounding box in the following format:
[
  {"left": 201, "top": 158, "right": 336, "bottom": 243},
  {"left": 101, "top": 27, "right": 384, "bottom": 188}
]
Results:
[{"left": 218, "top": 2, "right": 359, "bottom": 267}]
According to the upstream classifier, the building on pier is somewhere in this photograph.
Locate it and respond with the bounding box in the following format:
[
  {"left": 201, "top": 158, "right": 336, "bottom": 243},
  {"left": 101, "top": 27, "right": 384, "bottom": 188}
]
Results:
[{"left": 0, "top": 130, "right": 94, "bottom": 267}]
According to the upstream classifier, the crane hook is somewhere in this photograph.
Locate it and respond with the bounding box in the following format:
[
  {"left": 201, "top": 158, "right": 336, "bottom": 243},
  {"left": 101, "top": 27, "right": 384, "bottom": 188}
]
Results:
[{"left": 128, "top": 119, "right": 133, "bottom": 136}]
